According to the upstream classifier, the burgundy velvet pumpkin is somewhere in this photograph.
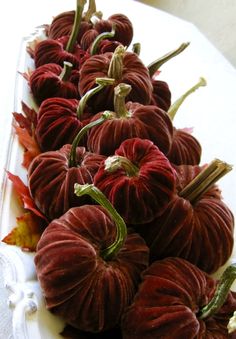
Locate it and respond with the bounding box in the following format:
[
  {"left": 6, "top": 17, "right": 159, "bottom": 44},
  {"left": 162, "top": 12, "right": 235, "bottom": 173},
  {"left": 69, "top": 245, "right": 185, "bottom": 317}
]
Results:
[
  {"left": 48, "top": 10, "right": 93, "bottom": 43},
  {"left": 122, "top": 257, "right": 236, "bottom": 339},
  {"left": 167, "top": 127, "right": 202, "bottom": 165},
  {"left": 94, "top": 137, "right": 176, "bottom": 224},
  {"left": 28, "top": 144, "right": 105, "bottom": 220},
  {"left": 136, "top": 161, "right": 234, "bottom": 273},
  {"left": 34, "top": 36, "right": 88, "bottom": 69},
  {"left": 28, "top": 62, "right": 80, "bottom": 105},
  {"left": 94, "top": 13, "right": 133, "bottom": 47},
  {"left": 35, "top": 97, "right": 91, "bottom": 152},
  {"left": 79, "top": 45, "right": 153, "bottom": 113},
  {"left": 150, "top": 79, "right": 172, "bottom": 111},
  {"left": 34, "top": 204, "right": 149, "bottom": 332},
  {"left": 86, "top": 83, "right": 173, "bottom": 156}
]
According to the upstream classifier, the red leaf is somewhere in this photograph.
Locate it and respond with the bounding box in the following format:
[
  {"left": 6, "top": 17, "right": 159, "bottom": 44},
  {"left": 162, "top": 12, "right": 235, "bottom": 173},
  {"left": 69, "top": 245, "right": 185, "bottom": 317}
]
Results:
[{"left": 6, "top": 171, "right": 47, "bottom": 221}]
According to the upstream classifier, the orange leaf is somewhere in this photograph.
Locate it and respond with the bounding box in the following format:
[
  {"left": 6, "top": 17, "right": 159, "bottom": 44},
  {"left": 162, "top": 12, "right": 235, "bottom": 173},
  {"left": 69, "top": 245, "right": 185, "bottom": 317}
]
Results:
[
  {"left": 2, "top": 212, "right": 44, "bottom": 251},
  {"left": 14, "top": 124, "right": 41, "bottom": 169}
]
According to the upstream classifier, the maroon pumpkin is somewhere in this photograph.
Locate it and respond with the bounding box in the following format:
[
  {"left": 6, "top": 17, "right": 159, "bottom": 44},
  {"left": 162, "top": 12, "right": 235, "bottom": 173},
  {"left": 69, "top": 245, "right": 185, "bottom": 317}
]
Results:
[
  {"left": 34, "top": 36, "right": 88, "bottom": 69},
  {"left": 28, "top": 144, "right": 106, "bottom": 220},
  {"left": 48, "top": 10, "right": 93, "bottom": 43},
  {"left": 167, "top": 127, "right": 202, "bottom": 165},
  {"left": 122, "top": 257, "right": 236, "bottom": 338},
  {"left": 28, "top": 62, "right": 80, "bottom": 105},
  {"left": 136, "top": 160, "right": 234, "bottom": 273},
  {"left": 94, "top": 137, "right": 176, "bottom": 224},
  {"left": 94, "top": 13, "right": 133, "bottom": 47},
  {"left": 79, "top": 45, "right": 153, "bottom": 113},
  {"left": 150, "top": 78, "right": 171, "bottom": 111},
  {"left": 87, "top": 83, "right": 173, "bottom": 156},
  {"left": 35, "top": 188, "right": 149, "bottom": 332},
  {"left": 35, "top": 97, "right": 90, "bottom": 152}
]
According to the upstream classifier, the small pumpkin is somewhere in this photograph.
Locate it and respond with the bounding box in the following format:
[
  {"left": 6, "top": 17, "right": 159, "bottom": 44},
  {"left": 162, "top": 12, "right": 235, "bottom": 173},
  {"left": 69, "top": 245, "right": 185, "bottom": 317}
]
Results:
[
  {"left": 122, "top": 257, "right": 236, "bottom": 338},
  {"left": 94, "top": 137, "right": 176, "bottom": 224},
  {"left": 35, "top": 184, "right": 149, "bottom": 332},
  {"left": 79, "top": 45, "right": 153, "bottom": 113},
  {"left": 87, "top": 83, "right": 173, "bottom": 156},
  {"left": 28, "top": 61, "right": 80, "bottom": 105},
  {"left": 136, "top": 159, "right": 234, "bottom": 273}
]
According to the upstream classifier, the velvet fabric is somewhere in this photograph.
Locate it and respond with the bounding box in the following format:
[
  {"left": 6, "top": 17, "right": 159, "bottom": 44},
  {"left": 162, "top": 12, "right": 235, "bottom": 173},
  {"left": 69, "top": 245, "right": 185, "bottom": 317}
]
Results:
[
  {"left": 79, "top": 51, "right": 153, "bottom": 113},
  {"left": 34, "top": 36, "right": 88, "bottom": 69},
  {"left": 87, "top": 102, "right": 173, "bottom": 156},
  {"left": 35, "top": 97, "right": 91, "bottom": 151},
  {"left": 29, "top": 63, "right": 79, "bottom": 105},
  {"left": 28, "top": 144, "right": 106, "bottom": 220},
  {"left": 167, "top": 127, "right": 202, "bottom": 165},
  {"left": 35, "top": 205, "right": 149, "bottom": 332},
  {"left": 150, "top": 79, "right": 171, "bottom": 112},
  {"left": 48, "top": 10, "right": 93, "bottom": 43},
  {"left": 136, "top": 164, "right": 234, "bottom": 273},
  {"left": 94, "top": 138, "right": 176, "bottom": 224},
  {"left": 122, "top": 257, "right": 236, "bottom": 338},
  {"left": 94, "top": 14, "right": 133, "bottom": 48}
]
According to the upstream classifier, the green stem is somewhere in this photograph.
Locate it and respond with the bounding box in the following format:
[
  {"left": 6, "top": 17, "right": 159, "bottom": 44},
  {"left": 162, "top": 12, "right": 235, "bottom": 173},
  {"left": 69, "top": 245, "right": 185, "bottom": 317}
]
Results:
[
  {"left": 132, "top": 42, "right": 141, "bottom": 56},
  {"left": 107, "top": 45, "right": 126, "bottom": 80},
  {"left": 105, "top": 155, "right": 139, "bottom": 177},
  {"left": 90, "top": 24, "right": 116, "bottom": 55},
  {"left": 148, "top": 42, "right": 190, "bottom": 77},
  {"left": 74, "top": 183, "right": 127, "bottom": 260},
  {"left": 77, "top": 77, "right": 115, "bottom": 119},
  {"left": 66, "top": 0, "right": 86, "bottom": 53},
  {"left": 113, "top": 83, "right": 131, "bottom": 118},
  {"left": 59, "top": 61, "right": 73, "bottom": 81},
  {"left": 69, "top": 111, "right": 112, "bottom": 167},
  {"left": 83, "top": 0, "right": 96, "bottom": 22},
  {"left": 179, "top": 159, "right": 232, "bottom": 204},
  {"left": 199, "top": 263, "right": 236, "bottom": 319},
  {"left": 168, "top": 77, "right": 207, "bottom": 120}
]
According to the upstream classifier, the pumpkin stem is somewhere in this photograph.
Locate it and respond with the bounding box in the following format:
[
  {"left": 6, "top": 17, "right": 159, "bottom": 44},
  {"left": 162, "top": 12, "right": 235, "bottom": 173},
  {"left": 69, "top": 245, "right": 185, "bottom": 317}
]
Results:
[
  {"left": 148, "top": 42, "right": 190, "bottom": 77},
  {"left": 114, "top": 83, "right": 132, "bottom": 118},
  {"left": 168, "top": 77, "right": 207, "bottom": 120},
  {"left": 107, "top": 45, "right": 126, "bottom": 80},
  {"left": 83, "top": 0, "right": 96, "bottom": 22},
  {"left": 179, "top": 159, "right": 232, "bottom": 204},
  {"left": 59, "top": 61, "right": 73, "bottom": 81},
  {"left": 132, "top": 42, "right": 141, "bottom": 56},
  {"left": 77, "top": 77, "right": 115, "bottom": 119},
  {"left": 199, "top": 263, "right": 236, "bottom": 320},
  {"left": 104, "top": 155, "right": 139, "bottom": 177},
  {"left": 74, "top": 183, "right": 127, "bottom": 260},
  {"left": 69, "top": 111, "right": 112, "bottom": 167},
  {"left": 90, "top": 24, "right": 116, "bottom": 55},
  {"left": 66, "top": 0, "right": 87, "bottom": 53}
]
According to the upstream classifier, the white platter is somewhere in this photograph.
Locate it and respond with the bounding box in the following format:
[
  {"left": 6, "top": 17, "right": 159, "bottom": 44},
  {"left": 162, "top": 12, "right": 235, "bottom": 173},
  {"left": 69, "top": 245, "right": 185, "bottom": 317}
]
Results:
[{"left": 0, "top": 1, "right": 236, "bottom": 338}]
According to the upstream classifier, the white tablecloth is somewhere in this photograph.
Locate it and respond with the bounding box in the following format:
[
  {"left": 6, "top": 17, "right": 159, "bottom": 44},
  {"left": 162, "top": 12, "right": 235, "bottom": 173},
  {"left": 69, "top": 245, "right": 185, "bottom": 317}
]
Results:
[{"left": 0, "top": 1, "right": 236, "bottom": 337}]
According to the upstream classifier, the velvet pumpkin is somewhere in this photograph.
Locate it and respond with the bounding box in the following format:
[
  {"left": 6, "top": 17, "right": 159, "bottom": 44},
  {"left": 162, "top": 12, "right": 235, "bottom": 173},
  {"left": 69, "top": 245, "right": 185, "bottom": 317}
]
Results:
[
  {"left": 136, "top": 160, "right": 234, "bottom": 273},
  {"left": 28, "top": 62, "right": 80, "bottom": 105},
  {"left": 35, "top": 78, "right": 114, "bottom": 151},
  {"left": 87, "top": 83, "right": 173, "bottom": 156},
  {"left": 79, "top": 45, "right": 153, "bottom": 113},
  {"left": 122, "top": 257, "right": 236, "bottom": 338},
  {"left": 28, "top": 144, "right": 106, "bottom": 220},
  {"left": 35, "top": 184, "right": 149, "bottom": 332},
  {"left": 149, "top": 79, "right": 171, "bottom": 111},
  {"left": 94, "top": 137, "right": 176, "bottom": 224}
]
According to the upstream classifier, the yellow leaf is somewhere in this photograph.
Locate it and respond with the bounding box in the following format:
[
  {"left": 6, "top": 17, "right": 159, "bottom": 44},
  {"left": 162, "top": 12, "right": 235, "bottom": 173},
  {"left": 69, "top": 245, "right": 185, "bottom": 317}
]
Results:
[{"left": 2, "top": 212, "right": 45, "bottom": 251}]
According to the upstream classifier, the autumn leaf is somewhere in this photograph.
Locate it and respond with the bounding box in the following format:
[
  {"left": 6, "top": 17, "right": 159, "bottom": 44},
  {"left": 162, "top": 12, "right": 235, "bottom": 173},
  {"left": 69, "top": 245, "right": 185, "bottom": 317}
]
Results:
[
  {"left": 13, "top": 124, "right": 41, "bottom": 169},
  {"left": 2, "top": 212, "right": 45, "bottom": 251},
  {"left": 6, "top": 171, "right": 47, "bottom": 221}
]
